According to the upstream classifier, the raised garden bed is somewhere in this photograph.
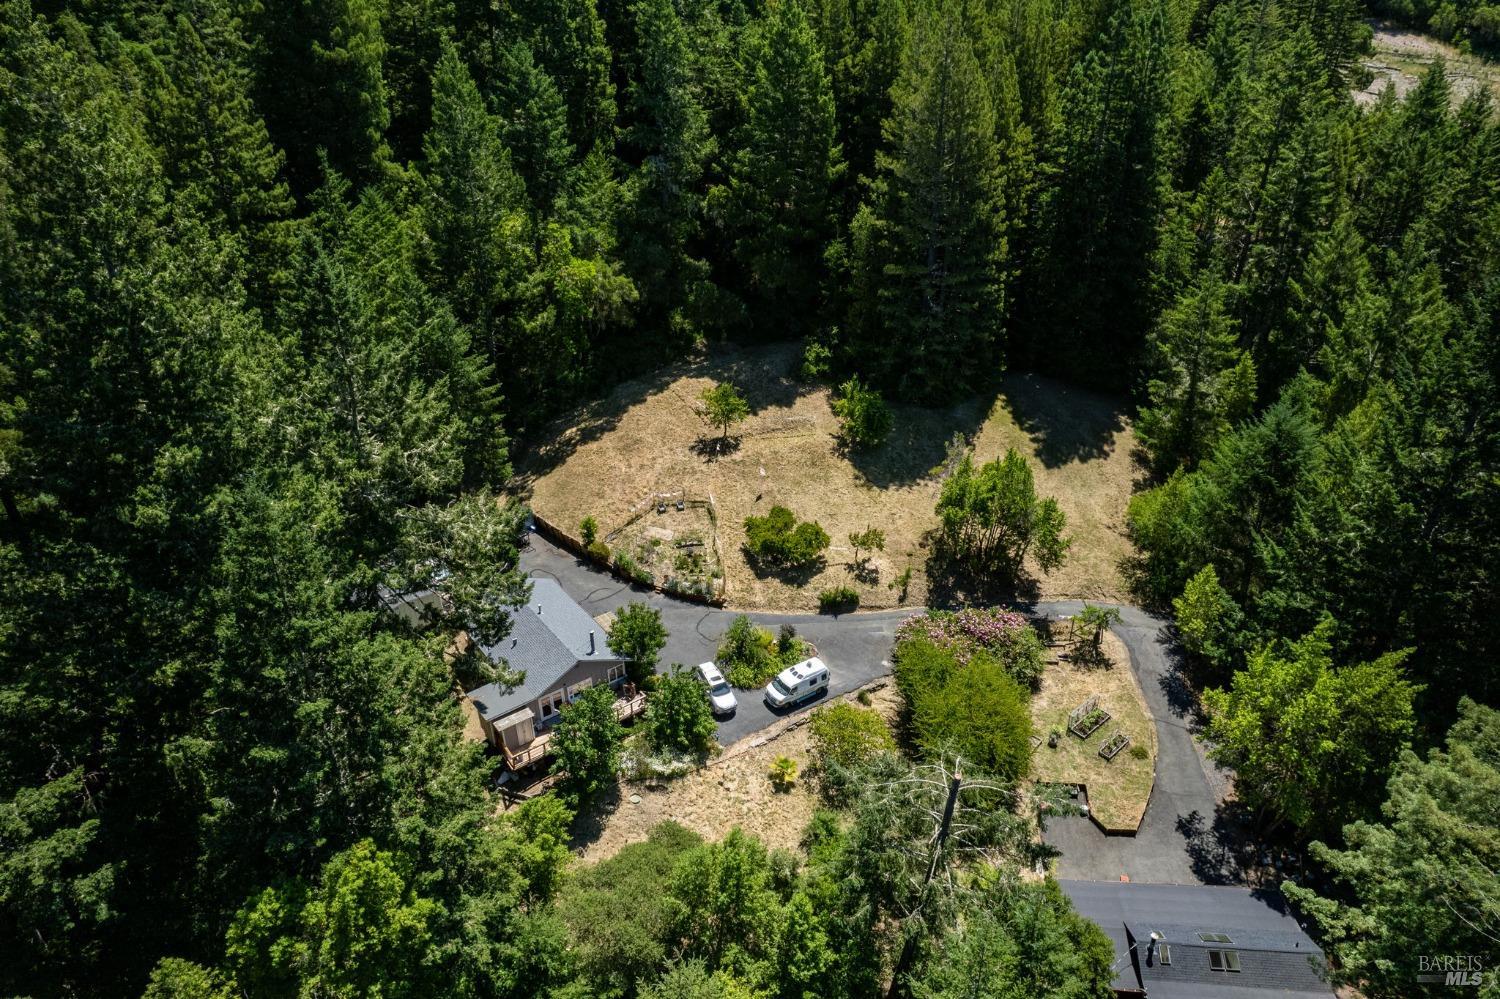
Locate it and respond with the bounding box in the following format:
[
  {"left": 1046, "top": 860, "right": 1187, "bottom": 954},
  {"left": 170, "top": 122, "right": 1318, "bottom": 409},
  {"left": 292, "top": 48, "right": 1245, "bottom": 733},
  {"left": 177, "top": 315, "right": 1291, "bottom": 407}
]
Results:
[
  {"left": 1098, "top": 731, "right": 1130, "bottom": 761},
  {"left": 1067, "top": 696, "right": 1111, "bottom": 739}
]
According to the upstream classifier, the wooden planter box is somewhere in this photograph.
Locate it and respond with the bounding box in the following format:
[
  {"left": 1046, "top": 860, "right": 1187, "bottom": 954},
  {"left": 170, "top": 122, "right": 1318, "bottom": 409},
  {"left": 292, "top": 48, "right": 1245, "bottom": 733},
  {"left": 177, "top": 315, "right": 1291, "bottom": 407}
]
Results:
[
  {"left": 1098, "top": 731, "right": 1130, "bottom": 761},
  {"left": 1069, "top": 708, "right": 1111, "bottom": 740}
]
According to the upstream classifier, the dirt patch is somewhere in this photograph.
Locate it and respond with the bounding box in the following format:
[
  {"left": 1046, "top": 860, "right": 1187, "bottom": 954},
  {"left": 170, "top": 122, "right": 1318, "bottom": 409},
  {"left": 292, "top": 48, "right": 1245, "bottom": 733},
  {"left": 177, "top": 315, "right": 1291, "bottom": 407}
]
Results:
[
  {"left": 1028, "top": 630, "right": 1157, "bottom": 833},
  {"left": 574, "top": 684, "right": 902, "bottom": 864},
  {"left": 1357, "top": 20, "right": 1500, "bottom": 107},
  {"left": 520, "top": 344, "right": 1137, "bottom": 612}
]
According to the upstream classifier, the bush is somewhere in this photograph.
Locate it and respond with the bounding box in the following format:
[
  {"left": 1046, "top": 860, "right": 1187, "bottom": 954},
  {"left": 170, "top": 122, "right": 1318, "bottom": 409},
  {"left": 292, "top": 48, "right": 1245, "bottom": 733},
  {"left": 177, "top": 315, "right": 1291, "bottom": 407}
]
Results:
[
  {"left": 777, "top": 623, "right": 799, "bottom": 660},
  {"left": 800, "top": 339, "right": 834, "bottom": 381},
  {"left": 895, "top": 608, "right": 1046, "bottom": 688},
  {"left": 742, "top": 506, "right": 830, "bottom": 571},
  {"left": 1128, "top": 743, "right": 1149, "bottom": 760},
  {"left": 913, "top": 654, "right": 1033, "bottom": 783},
  {"left": 893, "top": 638, "right": 1033, "bottom": 783},
  {"left": 889, "top": 565, "right": 914, "bottom": 602},
  {"left": 614, "top": 552, "right": 653, "bottom": 585},
  {"left": 580, "top": 515, "right": 599, "bottom": 546},
  {"left": 718, "top": 614, "right": 777, "bottom": 687},
  {"left": 768, "top": 756, "right": 798, "bottom": 791},
  {"left": 608, "top": 602, "right": 668, "bottom": 685},
  {"left": 643, "top": 665, "right": 718, "bottom": 757},
  {"left": 586, "top": 539, "right": 612, "bottom": 563},
  {"left": 719, "top": 615, "right": 812, "bottom": 687},
  {"left": 817, "top": 585, "right": 859, "bottom": 613},
  {"left": 831, "top": 376, "right": 893, "bottom": 449},
  {"left": 557, "top": 822, "right": 705, "bottom": 991},
  {"left": 809, "top": 702, "right": 895, "bottom": 771},
  {"left": 935, "top": 450, "right": 1069, "bottom": 584}
]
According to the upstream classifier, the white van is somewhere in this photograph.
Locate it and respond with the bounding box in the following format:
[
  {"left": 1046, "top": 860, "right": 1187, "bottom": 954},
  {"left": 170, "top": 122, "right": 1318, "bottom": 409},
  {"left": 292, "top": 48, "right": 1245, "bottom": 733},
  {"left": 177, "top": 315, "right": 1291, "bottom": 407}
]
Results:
[{"left": 764, "top": 657, "right": 829, "bottom": 709}]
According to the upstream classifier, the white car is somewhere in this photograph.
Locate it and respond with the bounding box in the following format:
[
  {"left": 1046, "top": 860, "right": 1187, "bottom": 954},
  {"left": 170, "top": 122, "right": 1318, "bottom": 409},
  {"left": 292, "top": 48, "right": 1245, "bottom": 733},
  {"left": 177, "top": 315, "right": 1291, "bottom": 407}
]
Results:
[
  {"left": 764, "top": 657, "right": 829, "bottom": 710},
  {"left": 696, "top": 661, "right": 738, "bottom": 716}
]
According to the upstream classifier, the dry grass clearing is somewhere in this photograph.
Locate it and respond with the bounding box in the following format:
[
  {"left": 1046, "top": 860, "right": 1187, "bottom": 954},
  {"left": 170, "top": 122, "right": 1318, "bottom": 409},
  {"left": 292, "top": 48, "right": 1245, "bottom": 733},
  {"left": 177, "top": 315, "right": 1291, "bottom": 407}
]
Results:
[
  {"left": 574, "top": 684, "right": 902, "bottom": 864},
  {"left": 1357, "top": 20, "right": 1500, "bottom": 107},
  {"left": 1029, "top": 630, "right": 1157, "bottom": 833},
  {"left": 519, "top": 343, "right": 1137, "bottom": 612}
]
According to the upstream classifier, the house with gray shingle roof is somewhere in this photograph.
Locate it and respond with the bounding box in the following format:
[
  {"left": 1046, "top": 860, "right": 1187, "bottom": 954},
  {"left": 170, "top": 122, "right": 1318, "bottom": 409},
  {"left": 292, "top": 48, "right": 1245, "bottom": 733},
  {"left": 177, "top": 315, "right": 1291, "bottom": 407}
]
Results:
[
  {"left": 464, "top": 578, "right": 641, "bottom": 768},
  {"left": 1060, "top": 880, "right": 1334, "bottom": 998}
]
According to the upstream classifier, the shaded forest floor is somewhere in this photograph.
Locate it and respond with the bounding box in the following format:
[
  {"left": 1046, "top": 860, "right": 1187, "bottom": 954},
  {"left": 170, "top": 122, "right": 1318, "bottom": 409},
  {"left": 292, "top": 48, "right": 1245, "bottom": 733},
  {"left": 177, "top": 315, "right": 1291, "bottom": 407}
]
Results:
[{"left": 517, "top": 342, "right": 1138, "bottom": 612}]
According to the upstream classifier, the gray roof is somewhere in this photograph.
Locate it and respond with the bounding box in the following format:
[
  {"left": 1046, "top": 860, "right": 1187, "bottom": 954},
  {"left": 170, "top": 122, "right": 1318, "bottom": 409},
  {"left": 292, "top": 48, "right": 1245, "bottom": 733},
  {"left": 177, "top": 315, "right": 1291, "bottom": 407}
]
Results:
[
  {"left": 1059, "top": 880, "right": 1333, "bottom": 999},
  {"left": 465, "top": 578, "right": 624, "bottom": 723}
]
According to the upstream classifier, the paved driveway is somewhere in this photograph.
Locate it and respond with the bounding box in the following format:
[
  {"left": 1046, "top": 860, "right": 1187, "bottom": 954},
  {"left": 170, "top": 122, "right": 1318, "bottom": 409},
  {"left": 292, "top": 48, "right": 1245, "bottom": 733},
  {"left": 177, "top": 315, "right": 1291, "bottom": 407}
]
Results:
[
  {"left": 519, "top": 532, "right": 915, "bottom": 745},
  {"left": 520, "top": 533, "right": 1233, "bottom": 884},
  {"left": 1028, "top": 601, "right": 1229, "bottom": 885}
]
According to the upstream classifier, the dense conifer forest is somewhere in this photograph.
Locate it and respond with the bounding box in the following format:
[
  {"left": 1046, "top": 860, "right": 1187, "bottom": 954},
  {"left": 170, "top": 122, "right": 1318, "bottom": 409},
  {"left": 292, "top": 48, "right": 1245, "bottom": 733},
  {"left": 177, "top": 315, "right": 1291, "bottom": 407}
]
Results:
[{"left": 1, "top": 0, "right": 1497, "bottom": 996}]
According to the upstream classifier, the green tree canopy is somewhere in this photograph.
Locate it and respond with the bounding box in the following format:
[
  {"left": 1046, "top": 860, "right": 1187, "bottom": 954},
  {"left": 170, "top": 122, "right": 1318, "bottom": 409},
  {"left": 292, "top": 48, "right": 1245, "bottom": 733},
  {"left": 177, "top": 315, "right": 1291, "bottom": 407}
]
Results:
[
  {"left": 550, "top": 684, "right": 626, "bottom": 805},
  {"left": 1203, "top": 617, "right": 1421, "bottom": 836}
]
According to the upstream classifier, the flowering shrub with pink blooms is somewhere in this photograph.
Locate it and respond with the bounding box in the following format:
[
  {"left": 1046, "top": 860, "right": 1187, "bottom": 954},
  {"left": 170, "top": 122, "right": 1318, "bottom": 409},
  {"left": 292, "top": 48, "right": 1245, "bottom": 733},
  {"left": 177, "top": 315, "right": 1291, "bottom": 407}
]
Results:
[{"left": 894, "top": 608, "right": 1045, "bottom": 688}]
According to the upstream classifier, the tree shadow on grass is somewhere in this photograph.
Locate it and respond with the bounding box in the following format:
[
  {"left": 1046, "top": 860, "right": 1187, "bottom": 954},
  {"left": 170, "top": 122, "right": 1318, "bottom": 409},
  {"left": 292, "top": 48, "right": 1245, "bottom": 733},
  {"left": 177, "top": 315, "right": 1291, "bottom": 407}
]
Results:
[
  {"left": 743, "top": 553, "right": 826, "bottom": 588},
  {"left": 567, "top": 781, "right": 624, "bottom": 852},
  {"left": 923, "top": 548, "right": 1042, "bottom": 609},
  {"left": 999, "top": 371, "right": 1130, "bottom": 469},
  {"left": 691, "top": 435, "right": 743, "bottom": 460},
  {"left": 845, "top": 396, "right": 991, "bottom": 489}
]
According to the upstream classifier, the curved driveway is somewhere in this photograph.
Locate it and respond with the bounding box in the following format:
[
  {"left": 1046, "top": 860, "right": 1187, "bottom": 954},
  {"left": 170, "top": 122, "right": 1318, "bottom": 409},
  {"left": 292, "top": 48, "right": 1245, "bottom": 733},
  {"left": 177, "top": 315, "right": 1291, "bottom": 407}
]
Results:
[{"left": 520, "top": 532, "right": 1228, "bottom": 884}]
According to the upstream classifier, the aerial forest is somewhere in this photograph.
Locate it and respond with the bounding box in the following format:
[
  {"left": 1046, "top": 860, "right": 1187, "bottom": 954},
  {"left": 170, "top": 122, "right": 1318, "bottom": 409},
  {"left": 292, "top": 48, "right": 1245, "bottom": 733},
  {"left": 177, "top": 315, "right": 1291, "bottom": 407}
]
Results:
[{"left": 0, "top": 0, "right": 1496, "bottom": 995}]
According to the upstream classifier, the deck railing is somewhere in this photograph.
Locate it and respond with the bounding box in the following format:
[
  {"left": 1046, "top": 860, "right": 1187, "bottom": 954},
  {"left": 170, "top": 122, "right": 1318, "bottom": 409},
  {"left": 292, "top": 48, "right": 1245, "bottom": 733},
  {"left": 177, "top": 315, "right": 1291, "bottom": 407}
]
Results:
[{"left": 501, "top": 692, "right": 648, "bottom": 770}]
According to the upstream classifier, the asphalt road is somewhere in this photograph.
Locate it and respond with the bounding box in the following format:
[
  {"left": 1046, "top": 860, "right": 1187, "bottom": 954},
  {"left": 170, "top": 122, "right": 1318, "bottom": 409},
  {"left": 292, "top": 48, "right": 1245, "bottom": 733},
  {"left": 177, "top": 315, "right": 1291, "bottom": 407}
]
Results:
[
  {"left": 1029, "top": 601, "right": 1228, "bottom": 885},
  {"left": 520, "top": 531, "right": 1231, "bottom": 885},
  {"left": 519, "top": 531, "right": 915, "bottom": 745}
]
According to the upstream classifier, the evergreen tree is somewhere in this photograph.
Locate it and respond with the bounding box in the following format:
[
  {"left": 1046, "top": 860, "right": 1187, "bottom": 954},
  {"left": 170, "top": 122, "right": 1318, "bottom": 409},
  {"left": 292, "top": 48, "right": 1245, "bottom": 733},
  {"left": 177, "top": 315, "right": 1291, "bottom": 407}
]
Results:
[
  {"left": 147, "top": 7, "right": 293, "bottom": 234},
  {"left": 419, "top": 44, "right": 529, "bottom": 391},
  {"left": 720, "top": 0, "right": 844, "bottom": 336},
  {"left": 1023, "top": 0, "right": 1175, "bottom": 387},
  {"left": 246, "top": 0, "right": 391, "bottom": 195},
  {"left": 1136, "top": 272, "right": 1256, "bottom": 472},
  {"left": 492, "top": 39, "right": 574, "bottom": 227},
  {"left": 846, "top": 3, "right": 1008, "bottom": 399},
  {"left": 621, "top": 0, "right": 714, "bottom": 334}
]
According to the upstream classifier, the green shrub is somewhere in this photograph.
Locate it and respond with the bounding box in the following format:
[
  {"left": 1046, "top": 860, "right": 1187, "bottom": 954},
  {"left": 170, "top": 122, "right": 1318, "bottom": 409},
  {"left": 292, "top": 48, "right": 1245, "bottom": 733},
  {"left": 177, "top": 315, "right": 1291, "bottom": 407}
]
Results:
[
  {"left": 557, "top": 822, "right": 704, "bottom": 991},
  {"left": 809, "top": 702, "right": 895, "bottom": 770},
  {"left": 1128, "top": 743, "right": 1149, "bottom": 760},
  {"left": 614, "top": 552, "right": 652, "bottom": 585},
  {"left": 580, "top": 515, "right": 599, "bottom": 546},
  {"left": 895, "top": 609, "right": 1046, "bottom": 688},
  {"left": 894, "top": 638, "right": 1033, "bottom": 783},
  {"left": 719, "top": 615, "right": 812, "bottom": 687},
  {"left": 586, "top": 539, "right": 611, "bottom": 563},
  {"left": 831, "top": 376, "right": 893, "bottom": 449},
  {"left": 768, "top": 756, "right": 798, "bottom": 791},
  {"left": 889, "top": 565, "right": 914, "bottom": 602},
  {"left": 800, "top": 339, "right": 834, "bottom": 381},
  {"left": 742, "top": 506, "right": 830, "bottom": 571},
  {"left": 608, "top": 602, "right": 668, "bottom": 685},
  {"left": 643, "top": 665, "right": 717, "bottom": 757},
  {"left": 718, "top": 615, "right": 779, "bottom": 687},
  {"left": 817, "top": 585, "right": 859, "bottom": 613}
]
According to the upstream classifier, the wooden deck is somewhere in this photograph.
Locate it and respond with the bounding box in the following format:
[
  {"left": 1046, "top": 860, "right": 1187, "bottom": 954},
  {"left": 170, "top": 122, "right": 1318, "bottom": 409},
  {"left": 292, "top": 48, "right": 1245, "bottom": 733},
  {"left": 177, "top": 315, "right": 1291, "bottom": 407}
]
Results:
[{"left": 500, "top": 691, "right": 647, "bottom": 771}]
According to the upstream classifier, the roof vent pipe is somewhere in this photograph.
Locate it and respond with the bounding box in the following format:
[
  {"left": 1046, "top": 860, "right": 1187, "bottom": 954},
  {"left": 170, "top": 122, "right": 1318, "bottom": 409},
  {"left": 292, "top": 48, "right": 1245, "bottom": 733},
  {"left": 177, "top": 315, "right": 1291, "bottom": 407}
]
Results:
[{"left": 589, "top": 630, "right": 595, "bottom": 654}]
